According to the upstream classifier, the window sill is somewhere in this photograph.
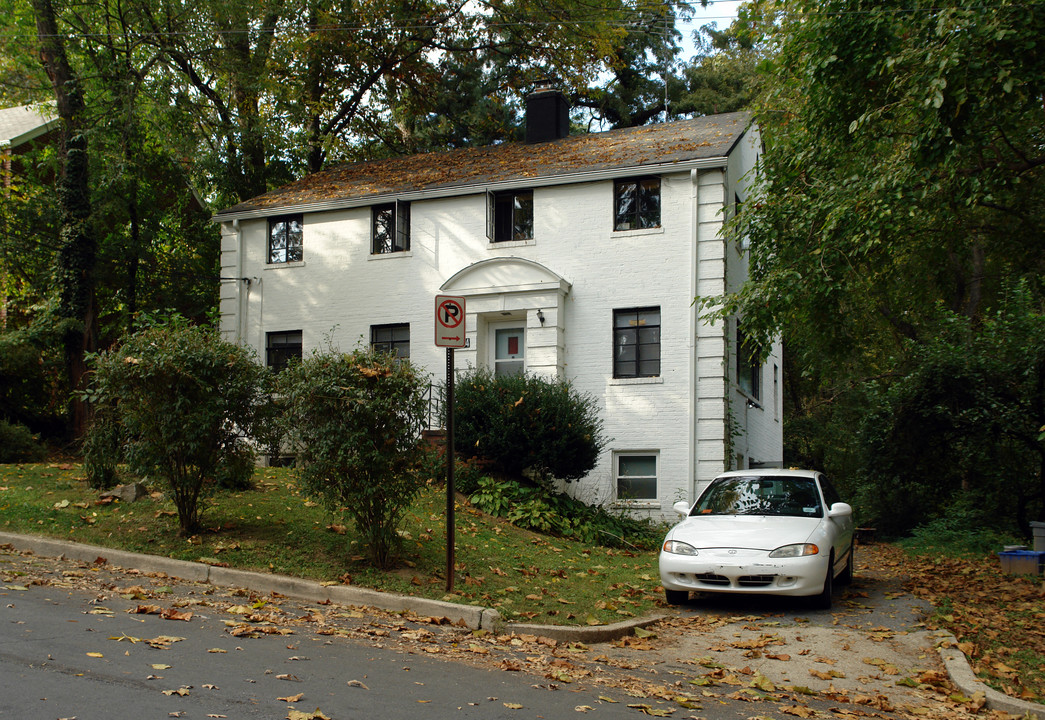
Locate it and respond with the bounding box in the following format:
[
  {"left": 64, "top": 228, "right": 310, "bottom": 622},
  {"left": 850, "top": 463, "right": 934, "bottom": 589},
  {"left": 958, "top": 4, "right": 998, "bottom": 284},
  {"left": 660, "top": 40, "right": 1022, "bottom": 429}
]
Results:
[
  {"left": 265, "top": 260, "right": 306, "bottom": 270},
  {"left": 368, "top": 250, "right": 414, "bottom": 261},
  {"left": 611, "top": 500, "right": 659, "bottom": 510},
  {"left": 488, "top": 238, "right": 536, "bottom": 249},
  {"left": 612, "top": 226, "right": 664, "bottom": 238},
  {"left": 610, "top": 376, "right": 664, "bottom": 386}
]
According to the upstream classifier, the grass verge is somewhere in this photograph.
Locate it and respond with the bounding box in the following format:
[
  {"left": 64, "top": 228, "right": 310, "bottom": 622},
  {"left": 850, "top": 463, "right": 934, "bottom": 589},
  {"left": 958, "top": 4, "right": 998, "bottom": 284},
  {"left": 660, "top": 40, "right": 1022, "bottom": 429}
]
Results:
[{"left": 0, "top": 462, "right": 664, "bottom": 626}]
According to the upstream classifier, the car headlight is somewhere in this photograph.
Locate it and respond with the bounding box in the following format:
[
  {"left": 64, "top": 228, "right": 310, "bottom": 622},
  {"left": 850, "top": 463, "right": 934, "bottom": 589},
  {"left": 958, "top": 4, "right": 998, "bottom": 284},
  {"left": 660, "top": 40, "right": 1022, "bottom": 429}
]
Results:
[
  {"left": 663, "top": 539, "right": 698, "bottom": 556},
  {"left": 769, "top": 543, "right": 820, "bottom": 558}
]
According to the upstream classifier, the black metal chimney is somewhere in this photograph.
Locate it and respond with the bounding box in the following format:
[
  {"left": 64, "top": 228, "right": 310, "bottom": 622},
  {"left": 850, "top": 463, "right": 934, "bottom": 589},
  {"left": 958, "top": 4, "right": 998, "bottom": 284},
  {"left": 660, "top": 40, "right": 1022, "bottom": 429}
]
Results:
[{"left": 525, "top": 85, "right": 569, "bottom": 144}]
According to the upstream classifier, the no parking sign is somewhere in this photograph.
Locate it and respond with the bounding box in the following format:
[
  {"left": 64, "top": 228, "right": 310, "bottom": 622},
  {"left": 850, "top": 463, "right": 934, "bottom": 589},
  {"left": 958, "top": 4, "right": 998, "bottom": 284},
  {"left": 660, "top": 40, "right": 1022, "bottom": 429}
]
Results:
[{"left": 434, "top": 295, "right": 466, "bottom": 347}]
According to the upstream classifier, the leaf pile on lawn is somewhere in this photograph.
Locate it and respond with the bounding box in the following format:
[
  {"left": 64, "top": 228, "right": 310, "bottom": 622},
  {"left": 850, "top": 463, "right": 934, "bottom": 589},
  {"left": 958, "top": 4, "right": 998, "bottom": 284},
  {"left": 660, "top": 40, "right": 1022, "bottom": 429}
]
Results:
[{"left": 893, "top": 545, "right": 1045, "bottom": 703}]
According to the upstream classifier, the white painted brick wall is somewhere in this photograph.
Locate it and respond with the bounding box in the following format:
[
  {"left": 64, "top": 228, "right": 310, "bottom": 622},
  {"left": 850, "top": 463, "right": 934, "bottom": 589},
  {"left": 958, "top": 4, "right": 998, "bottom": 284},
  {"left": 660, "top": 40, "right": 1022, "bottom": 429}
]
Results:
[{"left": 219, "top": 159, "right": 781, "bottom": 516}]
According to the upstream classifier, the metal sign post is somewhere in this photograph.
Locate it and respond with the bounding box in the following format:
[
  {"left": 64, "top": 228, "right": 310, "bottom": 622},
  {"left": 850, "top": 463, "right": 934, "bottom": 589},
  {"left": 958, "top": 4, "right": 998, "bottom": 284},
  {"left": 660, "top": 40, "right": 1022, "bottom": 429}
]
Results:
[
  {"left": 435, "top": 295, "right": 466, "bottom": 592},
  {"left": 444, "top": 346, "right": 455, "bottom": 591}
]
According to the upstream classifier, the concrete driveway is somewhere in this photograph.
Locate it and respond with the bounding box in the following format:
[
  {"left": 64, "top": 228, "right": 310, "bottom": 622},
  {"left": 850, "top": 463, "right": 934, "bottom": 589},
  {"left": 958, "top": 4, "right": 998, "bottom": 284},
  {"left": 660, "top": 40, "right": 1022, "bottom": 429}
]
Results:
[{"left": 612, "top": 543, "right": 946, "bottom": 713}]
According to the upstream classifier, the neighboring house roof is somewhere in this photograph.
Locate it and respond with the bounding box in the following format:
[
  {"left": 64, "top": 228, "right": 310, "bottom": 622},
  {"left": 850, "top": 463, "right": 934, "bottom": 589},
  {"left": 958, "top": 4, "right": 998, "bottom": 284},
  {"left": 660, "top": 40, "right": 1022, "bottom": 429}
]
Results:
[
  {"left": 0, "top": 104, "right": 58, "bottom": 150},
  {"left": 215, "top": 111, "right": 753, "bottom": 221}
]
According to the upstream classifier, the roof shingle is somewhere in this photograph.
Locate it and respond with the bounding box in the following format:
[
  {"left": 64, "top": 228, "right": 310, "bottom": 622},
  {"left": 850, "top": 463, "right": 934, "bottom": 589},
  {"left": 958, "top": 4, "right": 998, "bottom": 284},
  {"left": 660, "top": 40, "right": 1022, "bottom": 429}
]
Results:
[{"left": 216, "top": 111, "right": 752, "bottom": 218}]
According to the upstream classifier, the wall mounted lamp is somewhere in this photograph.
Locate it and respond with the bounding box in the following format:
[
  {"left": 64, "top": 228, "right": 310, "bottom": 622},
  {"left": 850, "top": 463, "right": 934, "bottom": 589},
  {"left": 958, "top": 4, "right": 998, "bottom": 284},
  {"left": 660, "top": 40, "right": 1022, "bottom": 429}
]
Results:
[{"left": 536, "top": 309, "right": 546, "bottom": 325}]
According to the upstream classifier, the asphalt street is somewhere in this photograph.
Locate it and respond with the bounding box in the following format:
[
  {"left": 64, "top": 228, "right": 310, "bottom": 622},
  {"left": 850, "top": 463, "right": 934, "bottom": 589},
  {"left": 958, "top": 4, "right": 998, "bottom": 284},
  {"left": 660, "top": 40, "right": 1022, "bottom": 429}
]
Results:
[
  {"left": 3, "top": 539, "right": 1043, "bottom": 720},
  {"left": 2, "top": 574, "right": 640, "bottom": 720}
]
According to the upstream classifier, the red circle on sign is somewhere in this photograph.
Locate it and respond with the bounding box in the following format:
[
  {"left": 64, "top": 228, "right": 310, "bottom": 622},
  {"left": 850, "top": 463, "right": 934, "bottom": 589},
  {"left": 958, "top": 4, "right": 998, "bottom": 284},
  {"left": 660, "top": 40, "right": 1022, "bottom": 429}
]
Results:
[{"left": 438, "top": 299, "right": 464, "bottom": 328}]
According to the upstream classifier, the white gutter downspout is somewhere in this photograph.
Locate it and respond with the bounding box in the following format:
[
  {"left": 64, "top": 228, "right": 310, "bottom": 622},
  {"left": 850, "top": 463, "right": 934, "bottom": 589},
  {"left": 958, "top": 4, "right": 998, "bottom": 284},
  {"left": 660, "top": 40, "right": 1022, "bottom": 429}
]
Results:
[
  {"left": 689, "top": 168, "right": 700, "bottom": 503},
  {"left": 233, "top": 219, "right": 245, "bottom": 344}
]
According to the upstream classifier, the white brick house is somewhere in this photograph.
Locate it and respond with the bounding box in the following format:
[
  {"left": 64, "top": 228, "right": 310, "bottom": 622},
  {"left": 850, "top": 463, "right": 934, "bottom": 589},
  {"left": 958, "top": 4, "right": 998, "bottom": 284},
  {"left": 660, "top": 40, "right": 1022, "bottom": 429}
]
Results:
[{"left": 214, "top": 95, "right": 782, "bottom": 514}]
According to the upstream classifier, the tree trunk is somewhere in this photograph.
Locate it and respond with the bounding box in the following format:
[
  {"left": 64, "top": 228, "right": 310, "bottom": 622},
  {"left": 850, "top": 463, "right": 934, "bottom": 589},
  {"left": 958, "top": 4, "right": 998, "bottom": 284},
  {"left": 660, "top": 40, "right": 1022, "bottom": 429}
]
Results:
[{"left": 33, "top": 0, "right": 98, "bottom": 439}]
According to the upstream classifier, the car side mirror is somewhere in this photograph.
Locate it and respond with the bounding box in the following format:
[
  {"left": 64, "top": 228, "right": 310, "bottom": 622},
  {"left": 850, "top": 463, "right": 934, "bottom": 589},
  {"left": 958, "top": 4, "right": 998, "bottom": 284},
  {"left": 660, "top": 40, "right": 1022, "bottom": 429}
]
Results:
[
  {"left": 673, "top": 500, "right": 690, "bottom": 517},
  {"left": 827, "top": 502, "right": 853, "bottom": 518}
]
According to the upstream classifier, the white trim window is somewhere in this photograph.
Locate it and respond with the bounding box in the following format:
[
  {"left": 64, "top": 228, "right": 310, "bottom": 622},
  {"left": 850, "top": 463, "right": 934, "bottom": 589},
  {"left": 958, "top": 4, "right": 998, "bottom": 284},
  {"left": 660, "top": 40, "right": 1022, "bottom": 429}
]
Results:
[
  {"left": 372, "top": 200, "right": 411, "bottom": 254},
  {"left": 487, "top": 189, "right": 534, "bottom": 242},
  {"left": 615, "top": 452, "right": 658, "bottom": 501},
  {"left": 268, "top": 215, "right": 303, "bottom": 264},
  {"left": 613, "top": 176, "right": 661, "bottom": 231},
  {"left": 613, "top": 307, "right": 661, "bottom": 378},
  {"left": 371, "top": 323, "right": 410, "bottom": 360}
]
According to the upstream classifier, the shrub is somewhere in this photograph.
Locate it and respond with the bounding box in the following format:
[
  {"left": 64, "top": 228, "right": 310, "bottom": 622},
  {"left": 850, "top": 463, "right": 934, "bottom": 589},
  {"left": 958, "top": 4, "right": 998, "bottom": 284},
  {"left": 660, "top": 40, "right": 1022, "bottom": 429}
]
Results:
[
  {"left": 469, "top": 475, "right": 661, "bottom": 550},
  {"left": 416, "top": 443, "right": 488, "bottom": 495},
  {"left": 278, "top": 346, "right": 430, "bottom": 568},
  {"left": 0, "top": 329, "right": 65, "bottom": 435},
  {"left": 84, "top": 318, "right": 269, "bottom": 534},
  {"left": 452, "top": 368, "right": 608, "bottom": 485},
  {"left": 82, "top": 405, "right": 121, "bottom": 489},
  {"left": 0, "top": 419, "right": 44, "bottom": 463}
]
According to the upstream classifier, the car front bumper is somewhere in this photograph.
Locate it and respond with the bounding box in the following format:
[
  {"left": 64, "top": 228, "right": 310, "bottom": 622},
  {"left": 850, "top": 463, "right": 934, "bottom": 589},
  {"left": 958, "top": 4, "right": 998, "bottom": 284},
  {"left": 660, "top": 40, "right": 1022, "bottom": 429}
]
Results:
[{"left": 658, "top": 549, "right": 829, "bottom": 597}]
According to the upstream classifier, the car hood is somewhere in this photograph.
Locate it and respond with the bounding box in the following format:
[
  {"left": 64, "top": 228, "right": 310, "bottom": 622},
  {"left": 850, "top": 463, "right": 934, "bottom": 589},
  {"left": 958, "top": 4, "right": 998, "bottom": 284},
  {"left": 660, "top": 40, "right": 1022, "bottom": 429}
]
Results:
[{"left": 666, "top": 515, "right": 824, "bottom": 550}]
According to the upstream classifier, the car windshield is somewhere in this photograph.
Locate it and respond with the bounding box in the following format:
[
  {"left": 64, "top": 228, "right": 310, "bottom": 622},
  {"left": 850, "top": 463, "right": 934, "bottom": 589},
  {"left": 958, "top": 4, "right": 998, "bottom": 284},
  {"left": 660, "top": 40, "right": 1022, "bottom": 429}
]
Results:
[{"left": 692, "top": 476, "right": 823, "bottom": 518}]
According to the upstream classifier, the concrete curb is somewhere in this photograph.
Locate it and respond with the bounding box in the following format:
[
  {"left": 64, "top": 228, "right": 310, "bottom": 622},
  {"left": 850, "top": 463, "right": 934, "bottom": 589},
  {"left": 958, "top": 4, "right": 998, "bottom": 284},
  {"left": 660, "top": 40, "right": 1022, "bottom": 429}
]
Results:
[
  {"left": 0, "top": 532, "right": 630, "bottom": 641},
  {"left": 936, "top": 633, "right": 1043, "bottom": 720}
]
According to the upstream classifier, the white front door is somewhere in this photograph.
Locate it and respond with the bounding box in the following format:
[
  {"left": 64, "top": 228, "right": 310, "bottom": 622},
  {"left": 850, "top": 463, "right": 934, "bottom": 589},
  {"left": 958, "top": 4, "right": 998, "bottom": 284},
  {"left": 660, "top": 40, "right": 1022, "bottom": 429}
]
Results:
[{"left": 492, "top": 324, "right": 525, "bottom": 377}]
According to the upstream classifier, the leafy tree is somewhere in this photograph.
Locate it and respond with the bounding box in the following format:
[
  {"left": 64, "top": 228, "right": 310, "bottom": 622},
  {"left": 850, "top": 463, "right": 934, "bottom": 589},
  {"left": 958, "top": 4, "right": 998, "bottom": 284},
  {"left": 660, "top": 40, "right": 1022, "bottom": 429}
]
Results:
[
  {"left": 858, "top": 285, "right": 1044, "bottom": 536},
  {"left": 669, "top": 18, "right": 765, "bottom": 118},
  {"left": 701, "top": 0, "right": 1045, "bottom": 526},
  {"left": 84, "top": 318, "right": 269, "bottom": 534},
  {"left": 714, "top": 0, "right": 1045, "bottom": 358},
  {"left": 277, "top": 347, "right": 430, "bottom": 568},
  {"left": 453, "top": 368, "right": 608, "bottom": 486}
]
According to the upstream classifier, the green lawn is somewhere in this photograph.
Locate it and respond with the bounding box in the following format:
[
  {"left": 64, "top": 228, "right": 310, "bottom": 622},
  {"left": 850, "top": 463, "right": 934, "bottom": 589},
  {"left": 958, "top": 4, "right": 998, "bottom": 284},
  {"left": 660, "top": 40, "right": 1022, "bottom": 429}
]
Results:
[{"left": 0, "top": 463, "right": 665, "bottom": 625}]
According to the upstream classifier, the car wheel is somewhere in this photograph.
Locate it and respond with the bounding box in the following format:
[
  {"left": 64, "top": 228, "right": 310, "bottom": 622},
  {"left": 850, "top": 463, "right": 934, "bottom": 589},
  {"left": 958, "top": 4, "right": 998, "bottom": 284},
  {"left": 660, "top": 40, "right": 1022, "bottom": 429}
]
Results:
[
  {"left": 811, "top": 553, "right": 833, "bottom": 610},
  {"left": 837, "top": 543, "right": 855, "bottom": 586},
  {"left": 665, "top": 589, "right": 689, "bottom": 605}
]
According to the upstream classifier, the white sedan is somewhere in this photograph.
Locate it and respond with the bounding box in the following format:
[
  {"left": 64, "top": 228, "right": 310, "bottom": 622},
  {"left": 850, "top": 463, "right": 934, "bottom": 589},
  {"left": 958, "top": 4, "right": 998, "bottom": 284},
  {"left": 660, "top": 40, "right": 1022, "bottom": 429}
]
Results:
[{"left": 659, "top": 469, "right": 855, "bottom": 609}]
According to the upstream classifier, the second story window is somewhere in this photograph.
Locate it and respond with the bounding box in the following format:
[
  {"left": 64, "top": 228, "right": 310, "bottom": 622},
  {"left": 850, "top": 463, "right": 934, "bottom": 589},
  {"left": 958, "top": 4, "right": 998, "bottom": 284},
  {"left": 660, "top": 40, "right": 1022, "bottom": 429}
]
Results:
[
  {"left": 488, "top": 190, "right": 534, "bottom": 242},
  {"left": 268, "top": 215, "right": 303, "bottom": 264},
  {"left": 613, "top": 176, "right": 661, "bottom": 231},
  {"left": 372, "top": 200, "right": 410, "bottom": 254}
]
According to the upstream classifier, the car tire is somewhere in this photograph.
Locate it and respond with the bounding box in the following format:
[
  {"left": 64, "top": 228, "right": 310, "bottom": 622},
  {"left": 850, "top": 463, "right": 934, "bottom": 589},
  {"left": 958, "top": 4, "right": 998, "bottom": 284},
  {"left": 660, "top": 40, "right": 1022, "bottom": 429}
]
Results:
[
  {"left": 665, "top": 589, "right": 689, "bottom": 605},
  {"left": 812, "top": 553, "right": 833, "bottom": 610},
  {"left": 838, "top": 543, "right": 855, "bottom": 586}
]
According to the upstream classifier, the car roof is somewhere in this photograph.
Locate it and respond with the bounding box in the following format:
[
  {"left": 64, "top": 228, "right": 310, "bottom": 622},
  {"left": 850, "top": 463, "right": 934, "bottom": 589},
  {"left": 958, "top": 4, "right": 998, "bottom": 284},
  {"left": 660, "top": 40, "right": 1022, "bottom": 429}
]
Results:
[{"left": 713, "top": 469, "right": 821, "bottom": 481}]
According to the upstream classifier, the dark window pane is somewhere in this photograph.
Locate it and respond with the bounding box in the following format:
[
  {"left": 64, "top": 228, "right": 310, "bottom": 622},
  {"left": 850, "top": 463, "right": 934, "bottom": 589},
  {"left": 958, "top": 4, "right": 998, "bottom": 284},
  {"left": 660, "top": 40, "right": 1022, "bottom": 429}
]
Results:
[
  {"left": 613, "top": 307, "right": 661, "bottom": 378},
  {"left": 637, "top": 326, "right": 660, "bottom": 345},
  {"left": 614, "top": 177, "right": 660, "bottom": 231},
  {"left": 638, "top": 178, "right": 661, "bottom": 228},
  {"left": 266, "top": 330, "right": 302, "bottom": 372},
  {"left": 493, "top": 191, "right": 533, "bottom": 242},
  {"left": 372, "top": 205, "right": 394, "bottom": 254},
  {"left": 617, "top": 454, "right": 657, "bottom": 500},
  {"left": 513, "top": 193, "right": 533, "bottom": 240},
  {"left": 614, "top": 181, "right": 637, "bottom": 230},
  {"left": 371, "top": 324, "right": 410, "bottom": 359}
]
